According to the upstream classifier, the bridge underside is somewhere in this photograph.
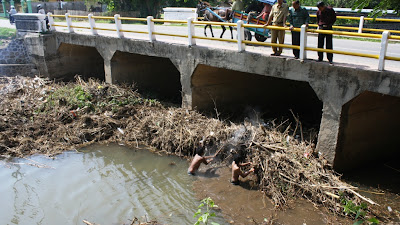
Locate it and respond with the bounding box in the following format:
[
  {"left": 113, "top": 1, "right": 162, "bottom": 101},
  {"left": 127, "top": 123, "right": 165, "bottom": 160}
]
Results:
[
  {"left": 110, "top": 51, "right": 182, "bottom": 103},
  {"left": 48, "top": 43, "right": 105, "bottom": 81},
  {"left": 191, "top": 64, "right": 323, "bottom": 125},
  {"left": 335, "top": 91, "right": 400, "bottom": 171},
  {"left": 24, "top": 32, "right": 400, "bottom": 171}
]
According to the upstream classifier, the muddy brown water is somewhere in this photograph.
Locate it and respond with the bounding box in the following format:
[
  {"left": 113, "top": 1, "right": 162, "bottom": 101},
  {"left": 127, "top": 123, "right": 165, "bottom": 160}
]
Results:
[
  {"left": 0, "top": 144, "right": 225, "bottom": 225},
  {"left": 1, "top": 144, "right": 398, "bottom": 225},
  {"left": 193, "top": 166, "right": 351, "bottom": 225}
]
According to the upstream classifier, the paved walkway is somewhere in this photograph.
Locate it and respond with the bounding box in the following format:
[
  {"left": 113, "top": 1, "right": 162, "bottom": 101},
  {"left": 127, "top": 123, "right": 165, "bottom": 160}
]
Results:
[{"left": 1, "top": 19, "right": 399, "bottom": 73}]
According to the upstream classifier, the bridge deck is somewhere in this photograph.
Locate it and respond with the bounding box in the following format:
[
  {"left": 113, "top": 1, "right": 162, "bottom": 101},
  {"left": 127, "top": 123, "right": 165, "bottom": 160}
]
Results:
[{"left": 2, "top": 19, "right": 400, "bottom": 72}]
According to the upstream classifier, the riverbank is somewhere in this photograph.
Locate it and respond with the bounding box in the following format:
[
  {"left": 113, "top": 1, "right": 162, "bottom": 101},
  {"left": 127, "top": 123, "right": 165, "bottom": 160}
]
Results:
[{"left": 0, "top": 76, "right": 395, "bottom": 224}]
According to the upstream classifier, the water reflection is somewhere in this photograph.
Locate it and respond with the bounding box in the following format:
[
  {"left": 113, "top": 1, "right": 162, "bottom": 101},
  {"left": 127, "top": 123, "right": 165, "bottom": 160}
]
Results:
[{"left": 0, "top": 144, "right": 225, "bottom": 225}]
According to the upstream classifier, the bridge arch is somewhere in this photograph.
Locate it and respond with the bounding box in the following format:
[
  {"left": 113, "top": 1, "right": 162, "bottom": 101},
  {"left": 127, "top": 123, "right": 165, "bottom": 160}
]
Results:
[
  {"left": 335, "top": 91, "right": 400, "bottom": 171},
  {"left": 50, "top": 43, "right": 105, "bottom": 81},
  {"left": 191, "top": 64, "right": 323, "bottom": 125},
  {"left": 110, "top": 51, "right": 182, "bottom": 103}
]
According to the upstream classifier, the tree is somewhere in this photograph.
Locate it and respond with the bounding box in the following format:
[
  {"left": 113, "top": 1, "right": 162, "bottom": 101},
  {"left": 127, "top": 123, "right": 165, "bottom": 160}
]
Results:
[{"left": 353, "top": 0, "right": 400, "bottom": 17}]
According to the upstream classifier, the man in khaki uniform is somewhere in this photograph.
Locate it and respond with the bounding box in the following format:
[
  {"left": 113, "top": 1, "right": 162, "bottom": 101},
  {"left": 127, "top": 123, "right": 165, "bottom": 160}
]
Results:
[{"left": 265, "top": 0, "right": 289, "bottom": 56}]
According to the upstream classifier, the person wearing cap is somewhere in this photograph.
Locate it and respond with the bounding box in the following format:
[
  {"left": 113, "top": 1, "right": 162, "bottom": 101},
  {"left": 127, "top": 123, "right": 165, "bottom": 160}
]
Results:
[
  {"left": 8, "top": 6, "right": 17, "bottom": 24},
  {"left": 265, "top": 0, "right": 289, "bottom": 56},
  {"left": 288, "top": 0, "right": 309, "bottom": 59},
  {"left": 316, "top": 1, "right": 336, "bottom": 64}
]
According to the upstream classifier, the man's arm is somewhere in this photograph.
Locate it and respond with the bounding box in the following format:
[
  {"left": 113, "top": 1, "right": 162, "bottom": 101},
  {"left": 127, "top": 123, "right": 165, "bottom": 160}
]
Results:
[
  {"left": 239, "top": 168, "right": 254, "bottom": 178},
  {"left": 305, "top": 9, "right": 310, "bottom": 26},
  {"left": 265, "top": 13, "right": 273, "bottom": 26}
]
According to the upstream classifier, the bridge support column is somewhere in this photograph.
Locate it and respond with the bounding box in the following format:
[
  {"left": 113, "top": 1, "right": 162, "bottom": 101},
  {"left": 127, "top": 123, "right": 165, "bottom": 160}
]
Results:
[
  {"left": 171, "top": 58, "right": 196, "bottom": 109},
  {"left": 104, "top": 59, "right": 112, "bottom": 84},
  {"left": 316, "top": 101, "right": 343, "bottom": 164}
]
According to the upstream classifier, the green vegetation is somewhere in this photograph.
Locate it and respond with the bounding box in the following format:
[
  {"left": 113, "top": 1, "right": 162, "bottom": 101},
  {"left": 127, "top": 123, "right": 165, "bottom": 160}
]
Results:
[
  {"left": 0, "top": 27, "right": 16, "bottom": 45},
  {"left": 340, "top": 194, "right": 379, "bottom": 225},
  {"left": 193, "top": 197, "right": 220, "bottom": 225},
  {"left": 0, "top": 27, "right": 16, "bottom": 39},
  {"left": 41, "top": 81, "right": 158, "bottom": 114}
]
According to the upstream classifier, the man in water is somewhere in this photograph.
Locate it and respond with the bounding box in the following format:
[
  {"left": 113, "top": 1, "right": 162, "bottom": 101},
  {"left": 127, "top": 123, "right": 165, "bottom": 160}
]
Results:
[
  {"left": 188, "top": 145, "right": 214, "bottom": 175},
  {"left": 231, "top": 154, "right": 254, "bottom": 185}
]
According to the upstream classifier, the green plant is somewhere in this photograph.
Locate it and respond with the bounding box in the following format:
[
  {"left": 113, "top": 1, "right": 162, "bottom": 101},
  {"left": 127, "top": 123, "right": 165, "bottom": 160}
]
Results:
[
  {"left": 193, "top": 197, "right": 220, "bottom": 225},
  {"left": 340, "top": 195, "right": 379, "bottom": 225},
  {"left": 0, "top": 27, "right": 16, "bottom": 40}
]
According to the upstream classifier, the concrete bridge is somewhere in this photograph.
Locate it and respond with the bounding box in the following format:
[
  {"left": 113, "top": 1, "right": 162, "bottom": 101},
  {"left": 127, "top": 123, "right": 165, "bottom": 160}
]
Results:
[{"left": 18, "top": 18, "right": 400, "bottom": 171}]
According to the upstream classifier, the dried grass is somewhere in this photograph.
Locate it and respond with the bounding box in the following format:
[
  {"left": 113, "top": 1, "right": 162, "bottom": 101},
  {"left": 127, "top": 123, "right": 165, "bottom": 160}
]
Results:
[{"left": 0, "top": 76, "right": 383, "bottom": 221}]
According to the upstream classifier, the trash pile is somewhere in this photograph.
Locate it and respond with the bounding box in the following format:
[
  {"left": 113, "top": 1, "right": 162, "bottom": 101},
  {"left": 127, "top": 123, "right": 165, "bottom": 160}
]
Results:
[{"left": 0, "top": 76, "right": 387, "bottom": 222}]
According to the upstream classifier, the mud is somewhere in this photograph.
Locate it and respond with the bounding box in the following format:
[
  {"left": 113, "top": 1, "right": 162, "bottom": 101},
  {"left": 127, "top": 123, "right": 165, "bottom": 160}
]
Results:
[{"left": 193, "top": 166, "right": 352, "bottom": 225}]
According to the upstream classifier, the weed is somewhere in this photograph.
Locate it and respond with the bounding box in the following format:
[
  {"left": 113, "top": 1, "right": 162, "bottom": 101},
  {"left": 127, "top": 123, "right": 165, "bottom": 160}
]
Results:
[
  {"left": 0, "top": 27, "right": 16, "bottom": 39},
  {"left": 340, "top": 194, "right": 379, "bottom": 225},
  {"left": 193, "top": 197, "right": 220, "bottom": 225}
]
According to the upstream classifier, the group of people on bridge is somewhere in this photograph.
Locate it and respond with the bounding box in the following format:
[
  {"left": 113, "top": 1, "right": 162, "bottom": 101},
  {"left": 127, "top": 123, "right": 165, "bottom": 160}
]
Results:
[{"left": 201, "top": 0, "right": 337, "bottom": 64}]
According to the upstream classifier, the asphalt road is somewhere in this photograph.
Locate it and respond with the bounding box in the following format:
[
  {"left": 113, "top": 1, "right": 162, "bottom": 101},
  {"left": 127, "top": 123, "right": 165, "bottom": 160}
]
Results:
[{"left": 1, "top": 18, "right": 399, "bottom": 72}]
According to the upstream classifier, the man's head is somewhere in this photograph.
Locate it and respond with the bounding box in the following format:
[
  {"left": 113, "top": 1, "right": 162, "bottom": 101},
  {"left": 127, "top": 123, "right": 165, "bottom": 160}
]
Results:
[
  {"left": 233, "top": 154, "right": 243, "bottom": 165},
  {"left": 317, "top": 1, "right": 326, "bottom": 11},
  {"left": 292, "top": 0, "right": 300, "bottom": 9},
  {"left": 277, "top": 0, "right": 284, "bottom": 5},
  {"left": 196, "top": 146, "right": 205, "bottom": 156},
  {"left": 11, "top": 6, "right": 15, "bottom": 9}
]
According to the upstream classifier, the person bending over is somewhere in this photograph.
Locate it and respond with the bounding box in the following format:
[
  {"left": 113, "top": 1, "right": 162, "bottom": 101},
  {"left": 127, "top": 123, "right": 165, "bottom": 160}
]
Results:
[
  {"left": 231, "top": 154, "right": 254, "bottom": 185},
  {"left": 188, "top": 146, "right": 214, "bottom": 175}
]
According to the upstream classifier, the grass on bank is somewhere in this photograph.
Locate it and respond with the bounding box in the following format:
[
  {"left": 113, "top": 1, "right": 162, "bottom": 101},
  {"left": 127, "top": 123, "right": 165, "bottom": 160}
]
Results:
[{"left": 0, "top": 27, "right": 16, "bottom": 45}]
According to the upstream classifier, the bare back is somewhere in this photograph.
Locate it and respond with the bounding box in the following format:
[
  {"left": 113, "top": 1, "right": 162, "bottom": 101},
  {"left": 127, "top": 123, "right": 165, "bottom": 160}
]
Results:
[{"left": 188, "top": 154, "right": 207, "bottom": 174}]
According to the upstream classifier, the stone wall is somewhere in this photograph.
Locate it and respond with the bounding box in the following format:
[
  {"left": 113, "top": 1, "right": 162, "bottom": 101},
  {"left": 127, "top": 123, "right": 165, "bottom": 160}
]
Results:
[
  {"left": 31, "top": 1, "right": 86, "bottom": 14},
  {"left": 0, "top": 39, "right": 31, "bottom": 64},
  {"left": 0, "top": 38, "right": 36, "bottom": 77}
]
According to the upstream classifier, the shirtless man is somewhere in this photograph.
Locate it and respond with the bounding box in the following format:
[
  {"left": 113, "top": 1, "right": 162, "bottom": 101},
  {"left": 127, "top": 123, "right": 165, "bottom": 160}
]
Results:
[
  {"left": 188, "top": 146, "right": 214, "bottom": 175},
  {"left": 231, "top": 154, "right": 254, "bottom": 185}
]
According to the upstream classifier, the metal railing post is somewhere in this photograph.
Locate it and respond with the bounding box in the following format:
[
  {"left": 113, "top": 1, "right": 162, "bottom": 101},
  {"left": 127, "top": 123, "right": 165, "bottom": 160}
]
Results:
[
  {"left": 114, "top": 14, "right": 123, "bottom": 38},
  {"left": 65, "top": 13, "right": 74, "bottom": 33},
  {"left": 378, "top": 31, "right": 390, "bottom": 71},
  {"left": 187, "top": 17, "right": 196, "bottom": 46},
  {"left": 1, "top": 0, "right": 6, "bottom": 17},
  {"left": 237, "top": 20, "right": 245, "bottom": 52},
  {"left": 300, "top": 24, "right": 308, "bottom": 60},
  {"left": 26, "top": 0, "right": 32, "bottom": 13},
  {"left": 358, "top": 16, "right": 364, "bottom": 33},
  {"left": 147, "top": 16, "right": 156, "bottom": 42},
  {"left": 88, "top": 14, "right": 97, "bottom": 35},
  {"left": 21, "top": 0, "right": 25, "bottom": 13},
  {"left": 47, "top": 13, "right": 55, "bottom": 31}
]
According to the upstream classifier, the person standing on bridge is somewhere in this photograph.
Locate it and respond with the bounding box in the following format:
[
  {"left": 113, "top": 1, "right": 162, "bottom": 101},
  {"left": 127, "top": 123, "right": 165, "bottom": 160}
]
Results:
[
  {"left": 316, "top": 1, "right": 336, "bottom": 64},
  {"left": 288, "top": 1, "right": 310, "bottom": 59},
  {"left": 265, "top": 0, "right": 289, "bottom": 56}
]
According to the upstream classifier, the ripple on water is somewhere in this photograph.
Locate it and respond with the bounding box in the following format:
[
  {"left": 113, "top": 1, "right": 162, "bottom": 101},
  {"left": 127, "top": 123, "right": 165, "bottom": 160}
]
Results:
[{"left": 0, "top": 144, "right": 225, "bottom": 225}]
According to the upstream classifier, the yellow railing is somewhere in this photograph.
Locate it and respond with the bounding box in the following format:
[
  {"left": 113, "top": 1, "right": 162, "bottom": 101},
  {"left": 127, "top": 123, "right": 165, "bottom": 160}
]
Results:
[
  {"left": 309, "top": 14, "right": 400, "bottom": 23},
  {"left": 47, "top": 13, "right": 400, "bottom": 71}
]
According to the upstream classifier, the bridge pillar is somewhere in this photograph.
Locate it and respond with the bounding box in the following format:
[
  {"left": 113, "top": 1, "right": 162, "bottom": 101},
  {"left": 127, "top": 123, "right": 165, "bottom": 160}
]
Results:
[
  {"left": 171, "top": 58, "right": 196, "bottom": 109},
  {"left": 315, "top": 101, "right": 343, "bottom": 164},
  {"left": 95, "top": 46, "right": 116, "bottom": 84}
]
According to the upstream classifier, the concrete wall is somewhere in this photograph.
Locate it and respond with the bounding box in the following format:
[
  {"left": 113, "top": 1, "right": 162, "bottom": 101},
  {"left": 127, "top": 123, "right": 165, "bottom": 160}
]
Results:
[
  {"left": 192, "top": 64, "right": 323, "bottom": 123},
  {"left": 46, "top": 43, "right": 105, "bottom": 81},
  {"left": 23, "top": 31, "right": 400, "bottom": 171},
  {"left": 0, "top": 39, "right": 31, "bottom": 64},
  {"left": 0, "top": 38, "right": 36, "bottom": 77},
  {"left": 335, "top": 91, "right": 400, "bottom": 171},
  {"left": 111, "top": 51, "right": 181, "bottom": 102},
  {"left": 31, "top": 2, "right": 86, "bottom": 14}
]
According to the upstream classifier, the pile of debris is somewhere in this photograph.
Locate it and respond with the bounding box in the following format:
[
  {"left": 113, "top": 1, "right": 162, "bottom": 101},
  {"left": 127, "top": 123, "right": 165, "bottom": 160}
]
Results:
[{"left": 0, "top": 76, "right": 386, "bottom": 222}]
